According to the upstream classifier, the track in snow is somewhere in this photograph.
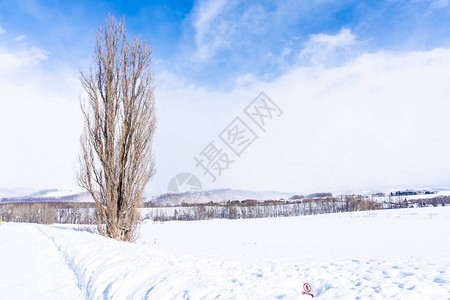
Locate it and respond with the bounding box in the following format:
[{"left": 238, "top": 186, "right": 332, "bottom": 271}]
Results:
[{"left": 0, "top": 223, "right": 82, "bottom": 300}]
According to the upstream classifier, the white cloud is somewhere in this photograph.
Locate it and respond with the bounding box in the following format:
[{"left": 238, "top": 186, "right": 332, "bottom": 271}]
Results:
[
  {"left": 189, "top": 0, "right": 274, "bottom": 61},
  {"left": 0, "top": 46, "right": 48, "bottom": 71},
  {"left": 14, "top": 34, "right": 26, "bottom": 41},
  {"left": 427, "top": 0, "right": 448, "bottom": 9},
  {"left": 413, "top": 0, "right": 449, "bottom": 14},
  {"left": 2, "top": 21, "right": 450, "bottom": 197},
  {"left": 0, "top": 38, "right": 81, "bottom": 190},
  {"left": 193, "top": 0, "right": 227, "bottom": 38},
  {"left": 276, "top": 47, "right": 292, "bottom": 69},
  {"left": 299, "top": 28, "right": 358, "bottom": 65},
  {"left": 191, "top": 0, "right": 229, "bottom": 60},
  {"left": 235, "top": 73, "right": 258, "bottom": 87},
  {"left": 0, "top": 25, "right": 5, "bottom": 35},
  {"left": 280, "top": 47, "right": 291, "bottom": 59},
  {"left": 148, "top": 47, "right": 450, "bottom": 195},
  {"left": 307, "top": 28, "right": 356, "bottom": 48}
]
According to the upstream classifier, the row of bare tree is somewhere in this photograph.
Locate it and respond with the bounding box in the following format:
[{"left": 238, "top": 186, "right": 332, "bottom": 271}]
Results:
[
  {"left": 145, "top": 196, "right": 450, "bottom": 222},
  {"left": 0, "top": 202, "right": 96, "bottom": 225},
  {"left": 145, "top": 196, "right": 383, "bottom": 222},
  {"left": 2, "top": 196, "right": 448, "bottom": 224}
]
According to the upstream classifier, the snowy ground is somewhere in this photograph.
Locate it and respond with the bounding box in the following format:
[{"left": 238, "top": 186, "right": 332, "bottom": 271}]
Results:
[
  {"left": 0, "top": 207, "right": 449, "bottom": 299},
  {"left": 0, "top": 223, "right": 82, "bottom": 299}
]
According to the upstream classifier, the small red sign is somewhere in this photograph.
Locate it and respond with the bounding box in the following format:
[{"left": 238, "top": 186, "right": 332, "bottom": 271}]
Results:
[{"left": 302, "top": 283, "right": 314, "bottom": 298}]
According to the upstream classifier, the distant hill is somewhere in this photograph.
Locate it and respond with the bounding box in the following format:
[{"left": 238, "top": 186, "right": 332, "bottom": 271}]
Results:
[
  {"left": 3, "top": 186, "right": 449, "bottom": 206},
  {"left": 150, "top": 188, "right": 296, "bottom": 206},
  {"left": 0, "top": 187, "right": 38, "bottom": 198},
  {"left": 0, "top": 188, "right": 295, "bottom": 205},
  {"left": 0, "top": 189, "right": 92, "bottom": 203}
]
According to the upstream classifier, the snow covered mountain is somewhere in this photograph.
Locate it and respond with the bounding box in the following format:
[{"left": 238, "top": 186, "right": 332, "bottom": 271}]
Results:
[
  {"left": 0, "top": 187, "right": 38, "bottom": 198},
  {"left": 0, "top": 187, "right": 295, "bottom": 204},
  {"left": 0, "top": 189, "right": 92, "bottom": 203},
  {"left": 150, "top": 188, "right": 296, "bottom": 206},
  {"left": 3, "top": 186, "right": 449, "bottom": 205},
  {"left": 0, "top": 187, "right": 296, "bottom": 204}
]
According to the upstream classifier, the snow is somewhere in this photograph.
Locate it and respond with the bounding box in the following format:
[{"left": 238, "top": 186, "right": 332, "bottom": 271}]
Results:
[
  {"left": 0, "top": 223, "right": 82, "bottom": 299},
  {"left": 0, "top": 206, "right": 449, "bottom": 299},
  {"left": 33, "top": 189, "right": 78, "bottom": 198},
  {"left": 0, "top": 187, "right": 37, "bottom": 198},
  {"left": 0, "top": 189, "right": 93, "bottom": 203},
  {"left": 372, "top": 190, "right": 450, "bottom": 203},
  {"left": 151, "top": 188, "right": 295, "bottom": 205}
]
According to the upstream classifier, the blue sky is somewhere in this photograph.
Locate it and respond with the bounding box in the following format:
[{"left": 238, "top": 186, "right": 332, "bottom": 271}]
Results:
[
  {"left": 2, "top": 0, "right": 450, "bottom": 195},
  {"left": 2, "top": 0, "right": 450, "bottom": 87}
]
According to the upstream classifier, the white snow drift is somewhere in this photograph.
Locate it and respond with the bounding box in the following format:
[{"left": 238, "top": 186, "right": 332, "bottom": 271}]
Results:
[{"left": 0, "top": 206, "right": 449, "bottom": 299}]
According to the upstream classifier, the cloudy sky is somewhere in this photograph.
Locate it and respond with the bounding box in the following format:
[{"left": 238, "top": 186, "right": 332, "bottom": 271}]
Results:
[{"left": 1, "top": 0, "right": 450, "bottom": 195}]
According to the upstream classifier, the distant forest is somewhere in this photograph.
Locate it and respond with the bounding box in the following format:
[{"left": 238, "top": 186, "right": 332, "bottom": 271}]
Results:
[{"left": 1, "top": 195, "right": 449, "bottom": 225}]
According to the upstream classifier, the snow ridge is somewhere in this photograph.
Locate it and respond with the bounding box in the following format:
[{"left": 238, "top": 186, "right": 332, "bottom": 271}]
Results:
[{"left": 36, "top": 226, "right": 306, "bottom": 299}]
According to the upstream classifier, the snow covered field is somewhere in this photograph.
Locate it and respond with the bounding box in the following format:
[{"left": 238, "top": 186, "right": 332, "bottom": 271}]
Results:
[{"left": 0, "top": 206, "right": 449, "bottom": 299}]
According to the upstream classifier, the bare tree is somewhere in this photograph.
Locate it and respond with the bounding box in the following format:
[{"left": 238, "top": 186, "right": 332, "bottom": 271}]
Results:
[{"left": 77, "top": 16, "right": 156, "bottom": 241}]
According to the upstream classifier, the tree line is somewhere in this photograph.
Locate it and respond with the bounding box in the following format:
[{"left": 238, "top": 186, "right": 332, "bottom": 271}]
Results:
[
  {"left": 0, "top": 202, "right": 96, "bottom": 224},
  {"left": 144, "top": 196, "right": 382, "bottom": 222},
  {"left": 2, "top": 195, "right": 448, "bottom": 224}
]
